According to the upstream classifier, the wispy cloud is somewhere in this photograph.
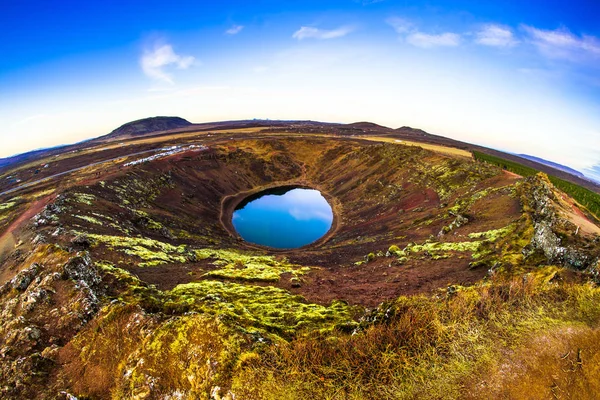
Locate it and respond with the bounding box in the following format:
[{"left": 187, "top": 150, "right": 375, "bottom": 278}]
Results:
[
  {"left": 387, "top": 17, "right": 460, "bottom": 48},
  {"left": 406, "top": 32, "right": 461, "bottom": 48},
  {"left": 140, "top": 42, "right": 195, "bottom": 84},
  {"left": 386, "top": 17, "right": 414, "bottom": 34},
  {"left": 226, "top": 25, "right": 244, "bottom": 35},
  {"left": 292, "top": 26, "right": 354, "bottom": 40},
  {"left": 522, "top": 25, "right": 600, "bottom": 59},
  {"left": 476, "top": 24, "right": 517, "bottom": 47}
]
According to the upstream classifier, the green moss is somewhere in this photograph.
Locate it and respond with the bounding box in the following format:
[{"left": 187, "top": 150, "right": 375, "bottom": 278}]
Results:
[
  {"left": 468, "top": 226, "right": 513, "bottom": 241},
  {"left": 167, "top": 281, "right": 357, "bottom": 336},
  {"left": 388, "top": 245, "right": 406, "bottom": 257},
  {"left": 70, "top": 192, "right": 96, "bottom": 205},
  {"left": 0, "top": 201, "right": 16, "bottom": 210},
  {"left": 132, "top": 209, "right": 164, "bottom": 230},
  {"left": 74, "top": 215, "right": 103, "bottom": 225},
  {"left": 196, "top": 249, "right": 310, "bottom": 282},
  {"left": 97, "top": 261, "right": 142, "bottom": 285},
  {"left": 80, "top": 233, "right": 188, "bottom": 267},
  {"left": 406, "top": 241, "right": 482, "bottom": 254},
  {"left": 84, "top": 233, "right": 186, "bottom": 253}
]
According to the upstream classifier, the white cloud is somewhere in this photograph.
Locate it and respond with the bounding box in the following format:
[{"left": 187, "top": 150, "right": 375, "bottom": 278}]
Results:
[
  {"left": 226, "top": 25, "right": 244, "bottom": 35},
  {"left": 476, "top": 24, "right": 517, "bottom": 47},
  {"left": 292, "top": 26, "right": 354, "bottom": 40},
  {"left": 406, "top": 32, "right": 461, "bottom": 48},
  {"left": 140, "top": 43, "right": 195, "bottom": 84},
  {"left": 522, "top": 25, "right": 600, "bottom": 59},
  {"left": 387, "top": 16, "right": 460, "bottom": 48},
  {"left": 386, "top": 17, "right": 414, "bottom": 34}
]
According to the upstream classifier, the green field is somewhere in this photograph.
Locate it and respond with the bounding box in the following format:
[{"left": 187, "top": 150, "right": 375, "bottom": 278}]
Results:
[{"left": 473, "top": 151, "right": 600, "bottom": 220}]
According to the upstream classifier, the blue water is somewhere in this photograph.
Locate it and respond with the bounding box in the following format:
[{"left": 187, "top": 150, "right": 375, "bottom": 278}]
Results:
[{"left": 232, "top": 188, "right": 333, "bottom": 249}]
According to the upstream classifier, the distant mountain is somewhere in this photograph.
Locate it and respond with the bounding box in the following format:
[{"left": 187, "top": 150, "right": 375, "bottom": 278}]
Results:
[
  {"left": 100, "top": 116, "right": 192, "bottom": 140},
  {"left": 518, "top": 154, "right": 584, "bottom": 178}
]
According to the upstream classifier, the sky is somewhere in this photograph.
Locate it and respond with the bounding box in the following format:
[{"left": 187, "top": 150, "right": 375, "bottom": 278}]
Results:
[{"left": 1, "top": 0, "right": 599, "bottom": 181}]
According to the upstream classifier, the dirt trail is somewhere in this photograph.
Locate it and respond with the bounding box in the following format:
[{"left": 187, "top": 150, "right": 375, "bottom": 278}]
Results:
[{"left": 0, "top": 195, "right": 55, "bottom": 245}]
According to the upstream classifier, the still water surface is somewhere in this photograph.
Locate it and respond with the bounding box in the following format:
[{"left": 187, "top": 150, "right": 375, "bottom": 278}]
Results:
[{"left": 232, "top": 188, "right": 333, "bottom": 249}]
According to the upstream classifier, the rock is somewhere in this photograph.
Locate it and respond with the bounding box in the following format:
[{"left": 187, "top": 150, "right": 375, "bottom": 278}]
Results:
[
  {"left": 438, "top": 213, "right": 469, "bottom": 236},
  {"left": 523, "top": 175, "right": 599, "bottom": 270},
  {"left": 446, "top": 285, "right": 458, "bottom": 296},
  {"left": 160, "top": 227, "right": 175, "bottom": 240},
  {"left": 71, "top": 234, "right": 92, "bottom": 248},
  {"left": 10, "top": 264, "right": 40, "bottom": 291},
  {"left": 186, "top": 252, "right": 198, "bottom": 263},
  {"left": 62, "top": 253, "right": 101, "bottom": 287},
  {"left": 41, "top": 345, "right": 60, "bottom": 362},
  {"left": 59, "top": 391, "right": 79, "bottom": 400},
  {"left": 32, "top": 200, "right": 65, "bottom": 227},
  {"left": 24, "top": 326, "right": 42, "bottom": 341},
  {"left": 23, "top": 288, "right": 51, "bottom": 312},
  {"left": 32, "top": 234, "right": 46, "bottom": 245}
]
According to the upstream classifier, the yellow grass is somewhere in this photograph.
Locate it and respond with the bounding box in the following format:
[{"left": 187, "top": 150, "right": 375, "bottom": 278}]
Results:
[{"left": 359, "top": 136, "right": 473, "bottom": 158}]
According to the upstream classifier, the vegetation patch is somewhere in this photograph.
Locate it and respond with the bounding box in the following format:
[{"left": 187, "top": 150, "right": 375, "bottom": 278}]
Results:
[
  {"left": 69, "top": 192, "right": 96, "bottom": 205},
  {"left": 230, "top": 272, "right": 600, "bottom": 399},
  {"left": 196, "top": 249, "right": 310, "bottom": 282},
  {"left": 392, "top": 224, "right": 515, "bottom": 262},
  {"left": 132, "top": 209, "right": 164, "bottom": 230},
  {"left": 468, "top": 225, "right": 514, "bottom": 241},
  {"left": 80, "top": 232, "right": 188, "bottom": 267},
  {"left": 74, "top": 215, "right": 103, "bottom": 225},
  {"left": 0, "top": 201, "right": 16, "bottom": 211},
  {"left": 167, "top": 281, "right": 358, "bottom": 337}
]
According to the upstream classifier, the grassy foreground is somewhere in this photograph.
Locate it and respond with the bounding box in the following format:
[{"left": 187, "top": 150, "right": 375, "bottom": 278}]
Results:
[
  {"left": 62, "top": 261, "right": 600, "bottom": 399},
  {"left": 230, "top": 270, "right": 600, "bottom": 399}
]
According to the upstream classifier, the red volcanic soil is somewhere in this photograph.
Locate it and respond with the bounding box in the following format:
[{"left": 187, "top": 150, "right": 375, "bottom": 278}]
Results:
[
  {"left": 1, "top": 194, "right": 55, "bottom": 241},
  {"left": 116, "top": 138, "right": 524, "bottom": 307}
]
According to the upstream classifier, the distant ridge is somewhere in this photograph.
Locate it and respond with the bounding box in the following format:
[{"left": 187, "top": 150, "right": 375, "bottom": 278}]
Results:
[
  {"left": 100, "top": 116, "right": 192, "bottom": 140},
  {"left": 1, "top": 117, "right": 598, "bottom": 195},
  {"left": 518, "top": 154, "right": 585, "bottom": 178},
  {"left": 0, "top": 146, "right": 68, "bottom": 169}
]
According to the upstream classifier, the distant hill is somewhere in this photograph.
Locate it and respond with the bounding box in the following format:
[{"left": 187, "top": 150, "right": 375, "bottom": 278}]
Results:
[
  {"left": 347, "top": 122, "right": 392, "bottom": 131},
  {"left": 395, "top": 126, "right": 431, "bottom": 136},
  {"left": 100, "top": 116, "right": 192, "bottom": 140},
  {"left": 518, "top": 154, "right": 585, "bottom": 178}
]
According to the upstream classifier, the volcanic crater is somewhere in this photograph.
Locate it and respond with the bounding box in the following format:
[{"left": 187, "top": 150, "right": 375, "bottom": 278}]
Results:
[{"left": 41, "top": 136, "right": 528, "bottom": 306}]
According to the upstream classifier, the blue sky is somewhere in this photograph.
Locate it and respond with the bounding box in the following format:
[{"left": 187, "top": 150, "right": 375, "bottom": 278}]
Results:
[{"left": 2, "top": 0, "right": 599, "bottom": 181}]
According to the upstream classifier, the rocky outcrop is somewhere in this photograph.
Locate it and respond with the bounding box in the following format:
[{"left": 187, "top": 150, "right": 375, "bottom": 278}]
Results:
[
  {"left": 522, "top": 174, "right": 600, "bottom": 271},
  {"left": 0, "top": 250, "right": 105, "bottom": 399},
  {"left": 32, "top": 196, "right": 67, "bottom": 228}
]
